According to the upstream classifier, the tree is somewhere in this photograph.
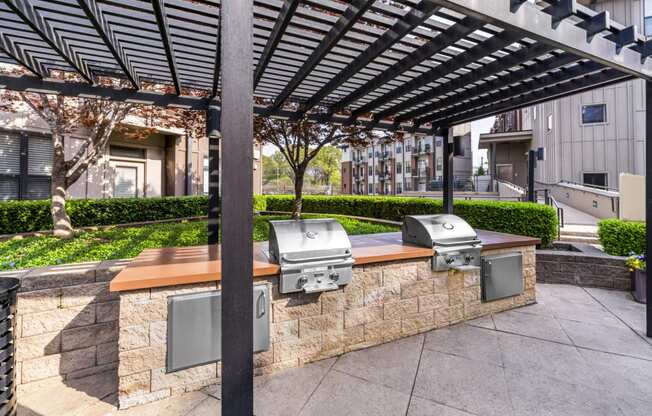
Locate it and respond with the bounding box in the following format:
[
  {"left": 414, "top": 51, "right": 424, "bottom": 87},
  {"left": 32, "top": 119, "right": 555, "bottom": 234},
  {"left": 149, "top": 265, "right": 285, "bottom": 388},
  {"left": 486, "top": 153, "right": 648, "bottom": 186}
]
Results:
[
  {"left": 310, "top": 146, "right": 342, "bottom": 189},
  {"left": 476, "top": 165, "right": 486, "bottom": 176},
  {"left": 1, "top": 75, "right": 134, "bottom": 238},
  {"left": 255, "top": 116, "right": 382, "bottom": 219}
]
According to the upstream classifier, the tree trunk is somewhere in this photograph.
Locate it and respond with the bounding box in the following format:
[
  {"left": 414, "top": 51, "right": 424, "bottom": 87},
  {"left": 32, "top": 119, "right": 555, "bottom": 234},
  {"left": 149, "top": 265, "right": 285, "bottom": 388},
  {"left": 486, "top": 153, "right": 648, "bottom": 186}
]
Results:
[
  {"left": 51, "top": 132, "right": 73, "bottom": 239},
  {"left": 292, "top": 169, "right": 305, "bottom": 220}
]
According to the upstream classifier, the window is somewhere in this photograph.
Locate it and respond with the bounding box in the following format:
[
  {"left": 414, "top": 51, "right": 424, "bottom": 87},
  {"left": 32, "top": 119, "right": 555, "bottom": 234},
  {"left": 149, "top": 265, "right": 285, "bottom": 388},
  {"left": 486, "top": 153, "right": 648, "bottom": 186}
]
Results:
[
  {"left": 368, "top": 183, "right": 373, "bottom": 194},
  {"left": 0, "top": 132, "right": 52, "bottom": 201},
  {"left": 368, "top": 165, "right": 373, "bottom": 176},
  {"left": 114, "top": 166, "right": 138, "bottom": 198},
  {"left": 435, "top": 137, "right": 443, "bottom": 147},
  {"left": 532, "top": 106, "right": 537, "bottom": 120},
  {"left": 546, "top": 114, "right": 553, "bottom": 131},
  {"left": 646, "top": 0, "right": 652, "bottom": 36},
  {"left": 396, "top": 145, "right": 402, "bottom": 154},
  {"left": 203, "top": 156, "right": 209, "bottom": 195},
  {"left": 583, "top": 172, "right": 608, "bottom": 189},
  {"left": 110, "top": 145, "right": 146, "bottom": 159},
  {"left": 436, "top": 157, "right": 443, "bottom": 171},
  {"left": 396, "top": 183, "right": 402, "bottom": 194},
  {"left": 396, "top": 163, "right": 402, "bottom": 174},
  {"left": 581, "top": 104, "right": 607, "bottom": 125}
]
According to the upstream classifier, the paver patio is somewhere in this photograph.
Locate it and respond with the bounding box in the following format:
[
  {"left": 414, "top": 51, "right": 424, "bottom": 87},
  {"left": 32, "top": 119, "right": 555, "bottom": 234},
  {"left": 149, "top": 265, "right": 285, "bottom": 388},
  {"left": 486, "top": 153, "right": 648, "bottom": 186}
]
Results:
[{"left": 17, "top": 283, "right": 652, "bottom": 416}]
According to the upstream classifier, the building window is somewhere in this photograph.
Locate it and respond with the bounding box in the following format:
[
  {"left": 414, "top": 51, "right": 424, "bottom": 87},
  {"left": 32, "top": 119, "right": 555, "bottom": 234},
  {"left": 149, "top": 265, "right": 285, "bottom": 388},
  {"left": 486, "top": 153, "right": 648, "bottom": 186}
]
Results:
[
  {"left": 583, "top": 172, "right": 608, "bottom": 189},
  {"left": 396, "top": 183, "right": 402, "bottom": 194},
  {"left": 436, "top": 157, "right": 443, "bottom": 171},
  {"left": 396, "top": 145, "right": 402, "bottom": 154},
  {"left": 435, "top": 137, "right": 442, "bottom": 147},
  {"left": 532, "top": 106, "right": 537, "bottom": 120},
  {"left": 396, "top": 163, "right": 402, "bottom": 174},
  {"left": 0, "top": 131, "right": 52, "bottom": 201},
  {"left": 368, "top": 183, "right": 373, "bottom": 194},
  {"left": 405, "top": 165, "right": 411, "bottom": 174},
  {"left": 114, "top": 166, "right": 139, "bottom": 198},
  {"left": 110, "top": 145, "right": 146, "bottom": 159},
  {"left": 368, "top": 165, "right": 373, "bottom": 176},
  {"left": 546, "top": 114, "right": 553, "bottom": 131},
  {"left": 581, "top": 104, "right": 607, "bottom": 125},
  {"left": 646, "top": 0, "right": 652, "bottom": 36}
]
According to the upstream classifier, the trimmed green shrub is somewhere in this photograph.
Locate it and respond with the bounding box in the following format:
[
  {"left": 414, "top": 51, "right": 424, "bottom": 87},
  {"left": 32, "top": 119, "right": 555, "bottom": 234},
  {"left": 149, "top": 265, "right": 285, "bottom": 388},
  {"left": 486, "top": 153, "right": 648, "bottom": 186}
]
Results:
[
  {"left": 265, "top": 195, "right": 558, "bottom": 246},
  {"left": 598, "top": 219, "right": 645, "bottom": 256},
  {"left": 0, "top": 195, "right": 269, "bottom": 235}
]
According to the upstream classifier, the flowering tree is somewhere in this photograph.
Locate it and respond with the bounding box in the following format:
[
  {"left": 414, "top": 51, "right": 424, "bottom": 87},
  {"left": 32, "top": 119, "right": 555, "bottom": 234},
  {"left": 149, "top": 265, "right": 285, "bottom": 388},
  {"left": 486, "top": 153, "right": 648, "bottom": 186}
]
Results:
[
  {"left": 255, "top": 116, "right": 385, "bottom": 219},
  {"left": 1, "top": 75, "right": 135, "bottom": 238}
]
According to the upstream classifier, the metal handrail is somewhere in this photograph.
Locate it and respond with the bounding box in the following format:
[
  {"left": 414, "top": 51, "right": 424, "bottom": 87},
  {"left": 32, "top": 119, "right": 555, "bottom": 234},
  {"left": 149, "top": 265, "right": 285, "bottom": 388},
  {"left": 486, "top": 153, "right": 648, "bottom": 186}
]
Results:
[{"left": 535, "top": 189, "right": 564, "bottom": 240}]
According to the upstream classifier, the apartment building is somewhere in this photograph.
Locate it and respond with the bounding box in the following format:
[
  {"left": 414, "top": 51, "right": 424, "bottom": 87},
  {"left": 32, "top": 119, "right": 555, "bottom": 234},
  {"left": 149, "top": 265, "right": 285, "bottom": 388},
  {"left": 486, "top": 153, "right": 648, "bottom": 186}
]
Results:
[
  {"left": 341, "top": 124, "right": 472, "bottom": 196},
  {"left": 0, "top": 111, "right": 262, "bottom": 201},
  {"left": 479, "top": 0, "right": 649, "bottom": 191}
]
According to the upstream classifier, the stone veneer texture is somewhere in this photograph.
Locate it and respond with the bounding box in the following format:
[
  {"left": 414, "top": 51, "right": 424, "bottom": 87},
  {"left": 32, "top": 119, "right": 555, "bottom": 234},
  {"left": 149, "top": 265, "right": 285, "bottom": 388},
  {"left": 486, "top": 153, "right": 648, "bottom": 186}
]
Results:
[
  {"left": 117, "top": 245, "right": 536, "bottom": 409},
  {"left": 0, "top": 259, "right": 130, "bottom": 390}
]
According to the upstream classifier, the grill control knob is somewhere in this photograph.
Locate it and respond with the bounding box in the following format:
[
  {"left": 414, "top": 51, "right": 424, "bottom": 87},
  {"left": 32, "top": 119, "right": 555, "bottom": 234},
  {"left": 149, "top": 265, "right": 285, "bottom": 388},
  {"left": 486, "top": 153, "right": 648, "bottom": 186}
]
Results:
[
  {"left": 298, "top": 276, "right": 308, "bottom": 286},
  {"left": 330, "top": 272, "right": 340, "bottom": 282},
  {"left": 464, "top": 255, "right": 475, "bottom": 264},
  {"left": 445, "top": 257, "right": 455, "bottom": 265}
]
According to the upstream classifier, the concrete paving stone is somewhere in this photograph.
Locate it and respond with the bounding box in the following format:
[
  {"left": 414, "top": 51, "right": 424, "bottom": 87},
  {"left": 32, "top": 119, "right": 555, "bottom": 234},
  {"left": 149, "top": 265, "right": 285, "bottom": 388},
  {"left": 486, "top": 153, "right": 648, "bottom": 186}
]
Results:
[
  {"left": 118, "top": 391, "right": 210, "bottom": 416},
  {"left": 584, "top": 287, "right": 637, "bottom": 308},
  {"left": 407, "top": 396, "right": 477, "bottom": 416},
  {"left": 497, "top": 332, "right": 602, "bottom": 389},
  {"left": 465, "top": 314, "right": 495, "bottom": 329},
  {"left": 253, "top": 357, "right": 334, "bottom": 416},
  {"left": 505, "top": 367, "right": 625, "bottom": 416},
  {"left": 413, "top": 349, "right": 513, "bottom": 416},
  {"left": 538, "top": 296, "right": 624, "bottom": 328},
  {"left": 578, "top": 348, "right": 652, "bottom": 403},
  {"left": 424, "top": 324, "right": 502, "bottom": 366},
  {"left": 512, "top": 300, "right": 555, "bottom": 317},
  {"left": 616, "top": 396, "right": 652, "bottom": 416},
  {"left": 299, "top": 369, "right": 410, "bottom": 416},
  {"left": 535, "top": 283, "right": 595, "bottom": 305},
  {"left": 558, "top": 318, "right": 652, "bottom": 360},
  {"left": 333, "top": 334, "right": 423, "bottom": 394},
  {"left": 187, "top": 396, "right": 221, "bottom": 416},
  {"left": 492, "top": 310, "right": 573, "bottom": 344}
]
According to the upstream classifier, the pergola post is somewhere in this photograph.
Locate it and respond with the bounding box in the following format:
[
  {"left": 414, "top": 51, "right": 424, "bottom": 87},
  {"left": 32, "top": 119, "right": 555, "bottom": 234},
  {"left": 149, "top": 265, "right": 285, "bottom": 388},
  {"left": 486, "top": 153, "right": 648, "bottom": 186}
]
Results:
[
  {"left": 647, "top": 80, "right": 651, "bottom": 338},
  {"left": 528, "top": 150, "right": 536, "bottom": 202},
  {"left": 220, "top": 1, "right": 255, "bottom": 414},
  {"left": 442, "top": 127, "right": 453, "bottom": 214},
  {"left": 206, "top": 104, "right": 220, "bottom": 251}
]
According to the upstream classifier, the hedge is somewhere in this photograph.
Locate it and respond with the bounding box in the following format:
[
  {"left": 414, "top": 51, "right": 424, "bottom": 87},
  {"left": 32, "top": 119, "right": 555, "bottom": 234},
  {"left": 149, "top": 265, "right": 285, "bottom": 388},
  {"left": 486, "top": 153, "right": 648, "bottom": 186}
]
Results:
[
  {"left": 266, "top": 195, "right": 558, "bottom": 246},
  {"left": 598, "top": 219, "right": 645, "bottom": 256},
  {"left": 0, "top": 195, "right": 267, "bottom": 235}
]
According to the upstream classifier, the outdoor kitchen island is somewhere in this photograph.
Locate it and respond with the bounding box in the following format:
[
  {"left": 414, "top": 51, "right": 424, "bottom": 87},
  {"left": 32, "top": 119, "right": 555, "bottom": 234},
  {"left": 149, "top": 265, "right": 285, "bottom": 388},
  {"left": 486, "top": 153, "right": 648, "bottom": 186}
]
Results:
[{"left": 110, "top": 230, "right": 538, "bottom": 409}]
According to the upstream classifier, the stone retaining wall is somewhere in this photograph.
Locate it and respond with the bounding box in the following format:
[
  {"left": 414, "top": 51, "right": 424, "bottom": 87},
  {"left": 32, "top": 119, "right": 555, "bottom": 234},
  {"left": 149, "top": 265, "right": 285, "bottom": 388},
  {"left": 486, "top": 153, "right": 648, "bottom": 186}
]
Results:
[
  {"left": 536, "top": 250, "right": 630, "bottom": 290},
  {"left": 117, "top": 245, "right": 536, "bottom": 409},
  {"left": 0, "top": 260, "right": 129, "bottom": 388}
]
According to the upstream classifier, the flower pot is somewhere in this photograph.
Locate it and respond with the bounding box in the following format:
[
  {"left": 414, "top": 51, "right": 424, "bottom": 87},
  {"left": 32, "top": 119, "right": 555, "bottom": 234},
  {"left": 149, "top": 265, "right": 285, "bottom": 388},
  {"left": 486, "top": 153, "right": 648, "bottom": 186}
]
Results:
[{"left": 632, "top": 269, "right": 647, "bottom": 304}]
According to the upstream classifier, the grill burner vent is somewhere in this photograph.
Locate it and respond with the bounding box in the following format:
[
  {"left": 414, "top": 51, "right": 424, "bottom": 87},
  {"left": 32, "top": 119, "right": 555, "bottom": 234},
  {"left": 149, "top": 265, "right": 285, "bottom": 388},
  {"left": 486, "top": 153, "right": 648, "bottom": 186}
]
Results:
[
  {"left": 402, "top": 214, "right": 482, "bottom": 271},
  {"left": 268, "top": 219, "right": 354, "bottom": 294}
]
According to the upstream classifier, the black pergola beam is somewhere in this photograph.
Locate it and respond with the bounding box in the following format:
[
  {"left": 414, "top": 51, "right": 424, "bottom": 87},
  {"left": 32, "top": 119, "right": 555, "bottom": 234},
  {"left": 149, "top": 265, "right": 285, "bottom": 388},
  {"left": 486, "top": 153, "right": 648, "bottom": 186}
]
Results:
[
  {"left": 77, "top": 0, "right": 140, "bottom": 89},
  {"left": 433, "top": 68, "right": 630, "bottom": 127},
  {"left": 388, "top": 43, "right": 562, "bottom": 123},
  {"left": 298, "top": 0, "right": 442, "bottom": 114},
  {"left": 254, "top": 0, "right": 299, "bottom": 89},
  {"left": 421, "top": 61, "right": 607, "bottom": 125},
  {"left": 270, "top": 0, "right": 373, "bottom": 110},
  {"left": 211, "top": 24, "right": 221, "bottom": 99},
  {"left": 5, "top": 0, "right": 94, "bottom": 83},
  {"left": 435, "top": 0, "right": 652, "bottom": 80},
  {"left": 337, "top": 16, "right": 488, "bottom": 120},
  {"left": 220, "top": 0, "right": 254, "bottom": 414},
  {"left": 151, "top": 0, "right": 181, "bottom": 95},
  {"left": 441, "top": 127, "right": 452, "bottom": 214},
  {"left": 0, "top": 33, "right": 44, "bottom": 77},
  {"left": 402, "top": 51, "right": 578, "bottom": 126}
]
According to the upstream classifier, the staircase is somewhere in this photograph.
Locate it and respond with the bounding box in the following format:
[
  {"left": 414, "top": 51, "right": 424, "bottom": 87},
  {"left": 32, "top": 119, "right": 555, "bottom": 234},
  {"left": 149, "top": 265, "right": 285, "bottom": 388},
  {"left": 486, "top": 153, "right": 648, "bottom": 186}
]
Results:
[{"left": 557, "top": 225, "right": 600, "bottom": 245}]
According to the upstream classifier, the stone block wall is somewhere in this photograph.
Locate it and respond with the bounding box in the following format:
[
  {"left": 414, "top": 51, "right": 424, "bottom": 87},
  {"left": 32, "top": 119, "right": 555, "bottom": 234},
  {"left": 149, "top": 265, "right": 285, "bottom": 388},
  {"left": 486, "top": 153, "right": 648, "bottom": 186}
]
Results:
[
  {"left": 117, "top": 245, "right": 536, "bottom": 409},
  {"left": 536, "top": 250, "right": 630, "bottom": 290},
  {"left": 0, "top": 260, "right": 129, "bottom": 389}
]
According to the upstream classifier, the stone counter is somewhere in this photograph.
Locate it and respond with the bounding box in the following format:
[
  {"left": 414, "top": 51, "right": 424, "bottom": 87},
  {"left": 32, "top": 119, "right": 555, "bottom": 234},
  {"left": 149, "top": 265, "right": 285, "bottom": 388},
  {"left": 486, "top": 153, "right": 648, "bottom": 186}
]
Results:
[{"left": 115, "top": 244, "right": 536, "bottom": 409}]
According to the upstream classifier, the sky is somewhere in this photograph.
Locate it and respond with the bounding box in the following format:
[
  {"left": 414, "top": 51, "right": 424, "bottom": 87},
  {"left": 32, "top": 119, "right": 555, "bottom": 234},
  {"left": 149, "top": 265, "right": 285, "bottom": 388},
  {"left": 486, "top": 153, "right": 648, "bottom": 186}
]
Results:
[{"left": 263, "top": 116, "right": 496, "bottom": 169}]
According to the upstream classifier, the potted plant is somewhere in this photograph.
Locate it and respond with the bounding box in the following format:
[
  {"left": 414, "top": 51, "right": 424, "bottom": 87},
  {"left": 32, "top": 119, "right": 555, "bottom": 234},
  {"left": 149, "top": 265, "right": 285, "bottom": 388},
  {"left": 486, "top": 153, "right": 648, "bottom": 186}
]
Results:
[{"left": 626, "top": 253, "right": 646, "bottom": 303}]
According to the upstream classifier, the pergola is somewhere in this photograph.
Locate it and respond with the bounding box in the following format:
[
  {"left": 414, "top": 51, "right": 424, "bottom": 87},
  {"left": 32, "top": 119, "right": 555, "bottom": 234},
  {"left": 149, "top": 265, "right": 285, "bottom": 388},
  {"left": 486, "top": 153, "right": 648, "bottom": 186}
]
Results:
[{"left": 0, "top": 0, "right": 651, "bottom": 414}]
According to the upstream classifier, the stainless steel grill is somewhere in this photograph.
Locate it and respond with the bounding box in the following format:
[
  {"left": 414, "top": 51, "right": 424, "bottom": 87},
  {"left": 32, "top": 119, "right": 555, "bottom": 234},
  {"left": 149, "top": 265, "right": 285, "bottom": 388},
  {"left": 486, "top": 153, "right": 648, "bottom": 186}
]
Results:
[
  {"left": 402, "top": 214, "right": 482, "bottom": 271},
  {"left": 268, "top": 219, "right": 354, "bottom": 294}
]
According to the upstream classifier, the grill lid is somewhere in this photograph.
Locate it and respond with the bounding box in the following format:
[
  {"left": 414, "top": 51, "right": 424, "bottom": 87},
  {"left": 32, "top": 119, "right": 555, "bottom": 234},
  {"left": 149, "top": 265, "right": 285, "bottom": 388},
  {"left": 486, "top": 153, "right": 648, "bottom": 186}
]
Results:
[
  {"left": 268, "top": 219, "right": 352, "bottom": 264},
  {"left": 402, "top": 214, "right": 480, "bottom": 247}
]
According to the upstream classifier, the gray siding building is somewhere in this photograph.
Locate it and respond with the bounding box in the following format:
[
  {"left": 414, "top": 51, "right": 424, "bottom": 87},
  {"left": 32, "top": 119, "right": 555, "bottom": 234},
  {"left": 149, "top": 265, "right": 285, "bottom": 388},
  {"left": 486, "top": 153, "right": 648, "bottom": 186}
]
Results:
[{"left": 480, "top": 0, "right": 649, "bottom": 191}]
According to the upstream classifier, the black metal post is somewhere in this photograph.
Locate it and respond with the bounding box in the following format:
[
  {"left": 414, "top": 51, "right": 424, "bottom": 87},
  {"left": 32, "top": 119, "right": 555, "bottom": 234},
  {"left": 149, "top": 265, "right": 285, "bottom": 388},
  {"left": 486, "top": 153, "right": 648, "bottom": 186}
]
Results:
[
  {"left": 18, "top": 132, "right": 28, "bottom": 200},
  {"left": 206, "top": 104, "right": 220, "bottom": 251},
  {"left": 491, "top": 142, "right": 497, "bottom": 192},
  {"left": 442, "top": 127, "right": 453, "bottom": 214},
  {"left": 528, "top": 150, "right": 536, "bottom": 202},
  {"left": 646, "top": 80, "right": 651, "bottom": 338},
  {"left": 220, "top": 1, "right": 254, "bottom": 414}
]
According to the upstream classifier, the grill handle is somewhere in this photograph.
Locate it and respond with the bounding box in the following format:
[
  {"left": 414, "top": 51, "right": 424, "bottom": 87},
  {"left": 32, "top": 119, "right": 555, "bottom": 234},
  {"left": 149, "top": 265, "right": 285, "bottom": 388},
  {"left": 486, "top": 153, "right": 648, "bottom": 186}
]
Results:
[
  {"left": 281, "top": 252, "right": 351, "bottom": 263},
  {"left": 433, "top": 240, "right": 481, "bottom": 248}
]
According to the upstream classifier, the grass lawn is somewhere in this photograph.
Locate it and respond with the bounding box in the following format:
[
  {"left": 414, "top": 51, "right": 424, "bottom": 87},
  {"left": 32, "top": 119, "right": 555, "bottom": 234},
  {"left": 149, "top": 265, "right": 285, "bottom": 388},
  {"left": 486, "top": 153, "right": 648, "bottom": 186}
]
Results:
[{"left": 0, "top": 214, "right": 398, "bottom": 271}]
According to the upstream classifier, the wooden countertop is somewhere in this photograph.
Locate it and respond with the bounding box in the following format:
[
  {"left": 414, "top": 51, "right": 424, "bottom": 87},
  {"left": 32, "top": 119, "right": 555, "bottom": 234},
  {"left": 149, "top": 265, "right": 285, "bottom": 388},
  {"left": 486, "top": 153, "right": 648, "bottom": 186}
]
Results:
[{"left": 110, "top": 231, "right": 539, "bottom": 292}]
